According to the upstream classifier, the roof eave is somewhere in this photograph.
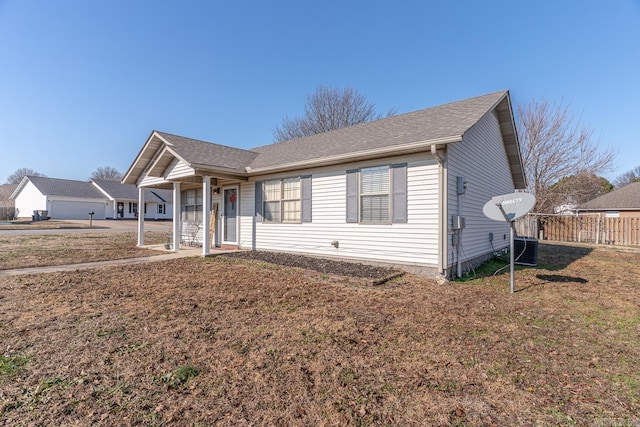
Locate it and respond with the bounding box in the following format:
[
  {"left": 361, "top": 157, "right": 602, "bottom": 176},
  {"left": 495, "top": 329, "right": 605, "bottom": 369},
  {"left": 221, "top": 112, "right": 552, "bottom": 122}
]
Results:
[
  {"left": 9, "top": 176, "right": 31, "bottom": 199},
  {"left": 246, "top": 135, "right": 462, "bottom": 176},
  {"left": 122, "top": 131, "right": 171, "bottom": 185},
  {"left": 492, "top": 92, "right": 527, "bottom": 189}
]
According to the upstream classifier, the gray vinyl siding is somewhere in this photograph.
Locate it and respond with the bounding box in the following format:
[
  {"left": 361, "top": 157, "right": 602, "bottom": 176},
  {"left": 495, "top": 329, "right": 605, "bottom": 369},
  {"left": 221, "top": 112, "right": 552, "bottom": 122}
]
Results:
[
  {"left": 447, "top": 110, "right": 515, "bottom": 268},
  {"left": 238, "top": 153, "right": 440, "bottom": 267}
]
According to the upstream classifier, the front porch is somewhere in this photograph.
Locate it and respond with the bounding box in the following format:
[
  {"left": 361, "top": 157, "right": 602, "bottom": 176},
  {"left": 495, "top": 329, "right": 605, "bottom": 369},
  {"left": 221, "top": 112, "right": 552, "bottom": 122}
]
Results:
[
  {"left": 134, "top": 177, "right": 245, "bottom": 256},
  {"left": 123, "top": 131, "right": 256, "bottom": 256}
]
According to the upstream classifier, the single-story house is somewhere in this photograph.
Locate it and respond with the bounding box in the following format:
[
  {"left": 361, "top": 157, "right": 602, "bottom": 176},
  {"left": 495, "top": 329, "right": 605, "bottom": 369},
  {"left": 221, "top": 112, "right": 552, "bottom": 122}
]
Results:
[
  {"left": 123, "top": 90, "right": 527, "bottom": 278},
  {"left": 92, "top": 179, "right": 172, "bottom": 220},
  {"left": 11, "top": 176, "right": 173, "bottom": 220},
  {"left": 577, "top": 182, "right": 640, "bottom": 218}
]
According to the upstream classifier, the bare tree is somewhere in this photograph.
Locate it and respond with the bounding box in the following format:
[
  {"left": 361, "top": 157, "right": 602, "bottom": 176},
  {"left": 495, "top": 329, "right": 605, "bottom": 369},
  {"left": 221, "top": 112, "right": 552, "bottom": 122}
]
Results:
[
  {"left": 90, "top": 166, "right": 123, "bottom": 181},
  {"left": 273, "top": 86, "right": 395, "bottom": 142},
  {"left": 613, "top": 166, "right": 640, "bottom": 188},
  {"left": 517, "top": 98, "right": 615, "bottom": 213},
  {"left": 547, "top": 172, "right": 613, "bottom": 210},
  {"left": 6, "top": 168, "right": 46, "bottom": 184}
]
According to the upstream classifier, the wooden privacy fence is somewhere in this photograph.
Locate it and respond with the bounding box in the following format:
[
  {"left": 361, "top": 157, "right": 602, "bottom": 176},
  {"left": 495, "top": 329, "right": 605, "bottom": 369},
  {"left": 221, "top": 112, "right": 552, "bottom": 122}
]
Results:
[{"left": 516, "top": 214, "right": 640, "bottom": 246}]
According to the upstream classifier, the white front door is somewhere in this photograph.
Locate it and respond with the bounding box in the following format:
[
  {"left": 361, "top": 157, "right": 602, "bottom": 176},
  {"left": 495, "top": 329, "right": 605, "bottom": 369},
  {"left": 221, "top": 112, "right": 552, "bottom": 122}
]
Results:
[{"left": 222, "top": 187, "right": 238, "bottom": 244}]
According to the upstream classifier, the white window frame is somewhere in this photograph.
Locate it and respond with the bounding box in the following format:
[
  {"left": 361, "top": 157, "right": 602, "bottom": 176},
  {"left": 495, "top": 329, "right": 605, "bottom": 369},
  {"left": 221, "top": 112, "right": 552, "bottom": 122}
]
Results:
[
  {"left": 183, "top": 188, "right": 203, "bottom": 222},
  {"left": 263, "top": 177, "right": 301, "bottom": 224},
  {"left": 359, "top": 165, "right": 391, "bottom": 224}
]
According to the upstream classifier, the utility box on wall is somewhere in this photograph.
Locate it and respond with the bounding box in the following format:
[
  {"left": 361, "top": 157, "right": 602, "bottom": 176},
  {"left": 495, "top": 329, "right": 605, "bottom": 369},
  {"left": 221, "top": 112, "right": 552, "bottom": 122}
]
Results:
[{"left": 451, "top": 215, "right": 466, "bottom": 230}]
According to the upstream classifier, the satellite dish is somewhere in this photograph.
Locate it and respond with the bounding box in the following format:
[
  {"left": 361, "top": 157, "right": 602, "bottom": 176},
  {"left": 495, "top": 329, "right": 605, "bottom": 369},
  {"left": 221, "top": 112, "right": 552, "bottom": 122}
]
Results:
[{"left": 483, "top": 192, "right": 536, "bottom": 222}]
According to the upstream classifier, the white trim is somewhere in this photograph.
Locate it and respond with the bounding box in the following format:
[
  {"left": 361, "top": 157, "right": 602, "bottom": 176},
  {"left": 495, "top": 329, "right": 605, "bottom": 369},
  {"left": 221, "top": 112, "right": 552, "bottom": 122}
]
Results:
[
  {"left": 202, "top": 177, "right": 212, "bottom": 255},
  {"left": 222, "top": 185, "right": 239, "bottom": 245},
  {"left": 137, "top": 188, "right": 145, "bottom": 246},
  {"left": 172, "top": 182, "right": 181, "bottom": 252},
  {"left": 246, "top": 136, "right": 462, "bottom": 174}
]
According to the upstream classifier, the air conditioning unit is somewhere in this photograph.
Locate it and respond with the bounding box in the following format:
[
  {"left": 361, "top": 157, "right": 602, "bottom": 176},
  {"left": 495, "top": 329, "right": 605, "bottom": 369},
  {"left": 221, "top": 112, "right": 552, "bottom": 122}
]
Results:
[{"left": 514, "top": 237, "right": 538, "bottom": 266}]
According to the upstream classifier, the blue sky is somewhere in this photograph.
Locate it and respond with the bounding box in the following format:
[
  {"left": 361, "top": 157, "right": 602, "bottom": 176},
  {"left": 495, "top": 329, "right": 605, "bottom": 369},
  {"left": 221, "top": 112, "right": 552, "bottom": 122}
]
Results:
[{"left": 1, "top": 0, "right": 639, "bottom": 184}]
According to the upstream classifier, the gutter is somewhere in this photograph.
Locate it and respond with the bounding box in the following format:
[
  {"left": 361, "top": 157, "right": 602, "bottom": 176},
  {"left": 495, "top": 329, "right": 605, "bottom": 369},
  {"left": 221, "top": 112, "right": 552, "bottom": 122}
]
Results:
[
  {"left": 431, "top": 145, "right": 448, "bottom": 277},
  {"left": 246, "top": 135, "right": 462, "bottom": 175}
]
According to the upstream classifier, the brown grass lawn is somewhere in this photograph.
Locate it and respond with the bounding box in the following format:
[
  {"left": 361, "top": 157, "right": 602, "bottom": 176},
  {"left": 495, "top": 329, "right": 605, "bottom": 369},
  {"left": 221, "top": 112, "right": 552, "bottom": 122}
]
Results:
[
  {"left": 0, "top": 232, "right": 167, "bottom": 270},
  {"left": 1, "top": 237, "right": 639, "bottom": 426}
]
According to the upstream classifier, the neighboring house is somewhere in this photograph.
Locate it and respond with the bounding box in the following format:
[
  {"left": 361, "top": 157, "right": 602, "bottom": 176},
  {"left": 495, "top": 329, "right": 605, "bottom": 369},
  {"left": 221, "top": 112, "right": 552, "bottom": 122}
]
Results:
[
  {"left": 11, "top": 176, "right": 174, "bottom": 220},
  {"left": 123, "top": 90, "right": 527, "bottom": 278},
  {"left": 554, "top": 203, "right": 577, "bottom": 215},
  {"left": 12, "top": 176, "right": 109, "bottom": 220},
  {"left": 577, "top": 182, "right": 640, "bottom": 218},
  {"left": 91, "top": 179, "right": 173, "bottom": 220}
]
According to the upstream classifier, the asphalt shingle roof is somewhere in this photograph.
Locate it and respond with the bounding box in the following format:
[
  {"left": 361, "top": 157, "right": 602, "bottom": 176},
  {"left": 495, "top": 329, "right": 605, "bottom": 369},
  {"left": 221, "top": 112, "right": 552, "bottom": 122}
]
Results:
[
  {"left": 579, "top": 182, "right": 640, "bottom": 210},
  {"left": 27, "top": 176, "right": 105, "bottom": 199},
  {"left": 247, "top": 91, "right": 507, "bottom": 170},
  {"left": 92, "top": 179, "right": 172, "bottom": 202},
  {"left": 156, "top": 132, "right": 258, "bottom": 173},
  {"left": 124, "top": 90, "right": 524, "bottom": 188}
]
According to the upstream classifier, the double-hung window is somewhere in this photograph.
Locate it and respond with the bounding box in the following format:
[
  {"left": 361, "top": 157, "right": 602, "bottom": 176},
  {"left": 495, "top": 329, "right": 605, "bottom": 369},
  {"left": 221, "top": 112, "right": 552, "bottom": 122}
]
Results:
[
  {"left": 360, "top": 166, "right": 390, "bottom": 223},
  {"left": 263, "top": 177, "right": 301, "bottom": 223},
  {"left": 346, "top": 163, "right": 407, "bottom": 224},
  {"left": 158, "top": 204, "right": 166, "bottom": 215},
  {"left": 183, "top": 188, "right": 203, "bottom": 222}
]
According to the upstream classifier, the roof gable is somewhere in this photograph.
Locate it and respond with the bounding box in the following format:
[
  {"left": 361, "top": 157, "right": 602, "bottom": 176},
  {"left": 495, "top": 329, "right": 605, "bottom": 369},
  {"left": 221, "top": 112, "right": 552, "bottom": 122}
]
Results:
[
  {"left": 122, "top": 131, "right": 258, "bottom": 185},
  {"left": 579, "top": 182, "right": 640, "bottom": 211}
]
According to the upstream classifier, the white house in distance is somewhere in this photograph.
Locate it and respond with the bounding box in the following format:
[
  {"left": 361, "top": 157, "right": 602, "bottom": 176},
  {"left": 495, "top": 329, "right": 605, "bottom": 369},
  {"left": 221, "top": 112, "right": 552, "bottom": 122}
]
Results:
[
  {"left": 123, "top": 90, "right": 527, "bottom": 278},
  {"left": 91, "top": 179, "right": 172, "bottom": 220},
  {"left": 11, "top": 176, "right": 173, "bottom": 221}
]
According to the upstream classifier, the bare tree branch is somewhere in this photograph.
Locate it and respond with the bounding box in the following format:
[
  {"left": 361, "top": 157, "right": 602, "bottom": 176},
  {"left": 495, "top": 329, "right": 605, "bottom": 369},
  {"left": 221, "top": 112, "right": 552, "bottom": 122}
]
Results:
[
  {"left": 90, "top": 166, "right": 123, "bottom": 181},
  {"left": 273, "top": 86, "right": 395, "bottom": 142},
  {"left": 5, "top": 168, "right": 46, "bottom": 184},
  {"left": 613, "top": 165, "right": 640, "bottom": 188},
  {"left": 517, "top": 98, "right": 615, "bottom": 212}
]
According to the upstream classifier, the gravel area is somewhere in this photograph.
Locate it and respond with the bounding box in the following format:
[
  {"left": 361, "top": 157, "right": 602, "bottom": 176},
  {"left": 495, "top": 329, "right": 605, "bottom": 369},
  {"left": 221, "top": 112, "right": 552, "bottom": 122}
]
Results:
[{"left": 219, "top": 250, "right": 403, "bottom": 282}]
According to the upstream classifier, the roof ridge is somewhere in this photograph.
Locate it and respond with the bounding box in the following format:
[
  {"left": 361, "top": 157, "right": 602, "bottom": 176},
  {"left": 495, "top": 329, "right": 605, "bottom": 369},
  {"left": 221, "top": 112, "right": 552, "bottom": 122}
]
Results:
[{"left": 250, "top": 90, "right": 509, "bottom": 151}]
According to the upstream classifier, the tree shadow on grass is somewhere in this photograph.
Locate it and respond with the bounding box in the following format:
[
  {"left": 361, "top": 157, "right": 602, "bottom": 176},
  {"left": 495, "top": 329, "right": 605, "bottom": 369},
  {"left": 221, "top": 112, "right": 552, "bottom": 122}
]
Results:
[
  {"left": 536, "top": 242, "right": 594, "bottom": 271},
  {"left": 511, "top": 243, "right": 593, "bottom": 291},
  {"left": 460, "top": 242, "right": 593, "bottom": 284}
]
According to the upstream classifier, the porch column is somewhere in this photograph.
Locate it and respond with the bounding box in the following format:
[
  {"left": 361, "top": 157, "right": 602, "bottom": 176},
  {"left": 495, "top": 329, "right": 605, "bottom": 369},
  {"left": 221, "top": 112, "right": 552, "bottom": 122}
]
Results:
[
  {"left": 137, "top": 188, "right": 145, "bottom": 246},
  {"left": 172, "top": 182, "right": 181, "bottom": 252},
  {"left": 202, "top": 176, "right": 211, "bottom": 256}
]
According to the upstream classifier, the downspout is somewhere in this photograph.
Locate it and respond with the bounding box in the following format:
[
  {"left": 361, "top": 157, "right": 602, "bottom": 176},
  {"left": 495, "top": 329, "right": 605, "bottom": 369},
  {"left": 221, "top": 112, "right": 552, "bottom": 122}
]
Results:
[{"left": 431, "top": 145, "right": 448, "bottom": 277}]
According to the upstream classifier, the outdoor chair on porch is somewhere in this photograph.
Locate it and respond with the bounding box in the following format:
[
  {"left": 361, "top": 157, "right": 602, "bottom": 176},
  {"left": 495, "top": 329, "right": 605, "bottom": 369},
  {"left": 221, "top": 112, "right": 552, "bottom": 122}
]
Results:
[{"left": 181, "top": 220, "right": 202, "bottom": 247}]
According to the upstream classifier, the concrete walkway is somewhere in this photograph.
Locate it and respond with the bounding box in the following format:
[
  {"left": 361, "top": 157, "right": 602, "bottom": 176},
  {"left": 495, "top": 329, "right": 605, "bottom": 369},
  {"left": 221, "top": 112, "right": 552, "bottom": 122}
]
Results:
[{"left": 0, "top": 246, "right": 236, "bottom": 277}]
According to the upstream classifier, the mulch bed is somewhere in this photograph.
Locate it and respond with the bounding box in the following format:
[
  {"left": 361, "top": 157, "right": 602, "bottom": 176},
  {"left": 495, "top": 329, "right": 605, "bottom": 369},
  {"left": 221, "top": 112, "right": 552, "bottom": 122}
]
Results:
[{"left": 219, "top": 250, "right": 404, "bottom": 284}]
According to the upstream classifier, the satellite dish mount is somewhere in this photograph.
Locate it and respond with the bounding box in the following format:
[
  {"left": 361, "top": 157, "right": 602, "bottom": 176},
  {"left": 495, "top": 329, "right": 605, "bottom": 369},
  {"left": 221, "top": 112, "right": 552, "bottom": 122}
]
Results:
[{"left": 482, "top": 192, "right": 536, "bottom": 293}]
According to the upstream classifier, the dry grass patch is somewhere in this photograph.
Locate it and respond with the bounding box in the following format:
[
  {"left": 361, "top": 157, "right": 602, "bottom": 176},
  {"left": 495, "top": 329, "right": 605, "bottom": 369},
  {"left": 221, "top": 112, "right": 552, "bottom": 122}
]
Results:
[
  {"left": 0, "top": 231, "right": 167, "bottom": 270},
  {"left": 0, "top": 242, "right": 639, "bottom": 425}
]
